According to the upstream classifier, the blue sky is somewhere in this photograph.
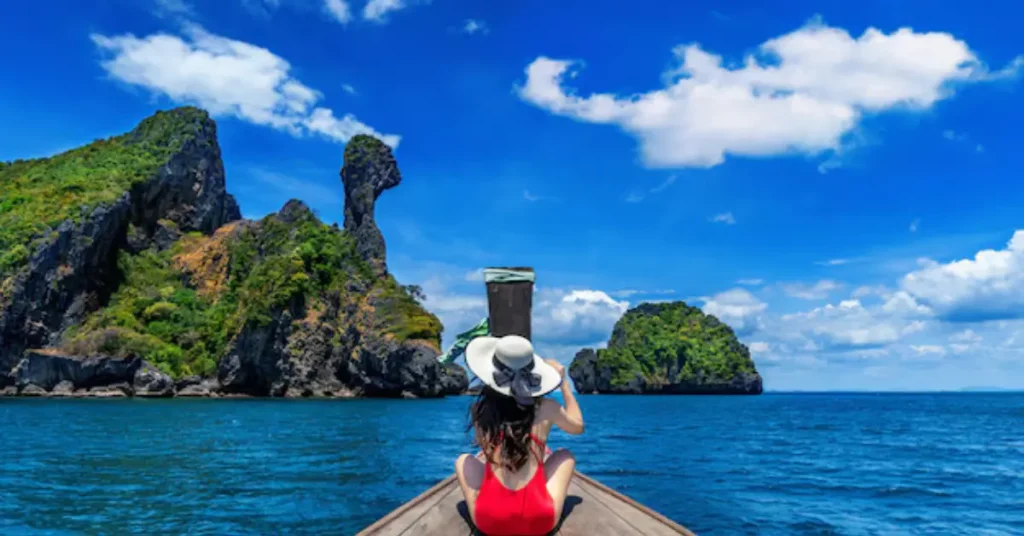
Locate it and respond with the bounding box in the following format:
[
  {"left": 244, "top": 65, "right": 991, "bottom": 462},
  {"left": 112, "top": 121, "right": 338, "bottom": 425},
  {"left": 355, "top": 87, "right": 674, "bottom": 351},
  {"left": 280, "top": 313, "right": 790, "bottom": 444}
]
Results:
[{"left": 3, "top": 0, "right": 1024, "bottom": 390}]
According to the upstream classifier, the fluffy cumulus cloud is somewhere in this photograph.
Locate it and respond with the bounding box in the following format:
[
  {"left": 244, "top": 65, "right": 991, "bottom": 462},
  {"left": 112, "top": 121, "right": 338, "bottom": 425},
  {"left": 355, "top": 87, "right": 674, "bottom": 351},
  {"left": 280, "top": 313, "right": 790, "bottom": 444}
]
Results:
[
  {"left": 700, "top": 288, "right": 767, "bottom": 336},
  {"left": 746, "top": 229, "right": 1024, "bottom": 388},
  {"left": 900, "top": 231, "right": 1024, "bottom": 322},
  {"left": 323, "top": 0, "right": 352, "bottom": 23},
  {"left": 533, "top": 289, "right": 630, "bottom": 345},
  {"left": 778, "top": 299, "right": 926, "bottom": 350},
  {"left": 518, "top": 21, "right": 1022, "bottom": 169},
  {"left": 781, "top": 279, "right": 842, "bottom": 300},
  {"left": 91, "top": 24, "right": 399, "bottom": 147},
  {"left": 363, "top": 0, "right": 404, "bottom": 22}
]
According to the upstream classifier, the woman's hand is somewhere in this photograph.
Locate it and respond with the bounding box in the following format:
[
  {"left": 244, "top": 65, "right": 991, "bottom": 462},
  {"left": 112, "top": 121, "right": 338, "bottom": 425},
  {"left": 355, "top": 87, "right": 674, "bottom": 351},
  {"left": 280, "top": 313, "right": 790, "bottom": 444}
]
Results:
[{"left": 545, "top": 358, "right": 566, "bottom": 379}]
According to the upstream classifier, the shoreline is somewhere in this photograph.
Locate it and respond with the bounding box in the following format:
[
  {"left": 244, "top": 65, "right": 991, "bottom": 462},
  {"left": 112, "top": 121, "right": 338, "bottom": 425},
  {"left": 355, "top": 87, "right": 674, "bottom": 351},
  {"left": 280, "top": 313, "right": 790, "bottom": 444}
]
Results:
[{"left": 0, "top": 385, "right": 469, "bottom": 400}]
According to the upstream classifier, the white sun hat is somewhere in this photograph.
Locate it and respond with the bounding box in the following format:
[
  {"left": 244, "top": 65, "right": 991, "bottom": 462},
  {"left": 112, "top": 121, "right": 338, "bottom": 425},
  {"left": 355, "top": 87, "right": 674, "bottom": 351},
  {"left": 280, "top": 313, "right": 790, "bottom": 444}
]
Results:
[{"left": 465, "top": 334, "right": 562, "bottom": 404}]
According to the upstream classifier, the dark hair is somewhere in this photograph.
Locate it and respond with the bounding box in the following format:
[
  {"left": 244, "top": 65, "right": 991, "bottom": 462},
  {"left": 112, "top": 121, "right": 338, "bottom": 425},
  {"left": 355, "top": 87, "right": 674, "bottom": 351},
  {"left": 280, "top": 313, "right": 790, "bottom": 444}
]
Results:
[{"left": 467, "top": 386, "right": 539, "bottom": 473}]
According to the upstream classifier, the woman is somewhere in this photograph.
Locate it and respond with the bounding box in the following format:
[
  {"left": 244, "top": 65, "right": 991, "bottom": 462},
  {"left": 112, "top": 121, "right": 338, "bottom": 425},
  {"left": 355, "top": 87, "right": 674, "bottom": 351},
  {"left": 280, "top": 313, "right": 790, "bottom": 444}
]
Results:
[{"left": 455, "top": 334, "right": 585, "bottom": 536}]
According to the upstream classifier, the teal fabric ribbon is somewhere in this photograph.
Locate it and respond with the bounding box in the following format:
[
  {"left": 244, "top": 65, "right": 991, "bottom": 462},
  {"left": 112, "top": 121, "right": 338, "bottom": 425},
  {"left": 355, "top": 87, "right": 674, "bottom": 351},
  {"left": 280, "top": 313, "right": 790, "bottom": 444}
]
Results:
[
  {"left": 483, "top": 268, "right": 535, "bottom": 284},
  {"left": 437, "top": 317, "right": 490, "bottom": 364}
]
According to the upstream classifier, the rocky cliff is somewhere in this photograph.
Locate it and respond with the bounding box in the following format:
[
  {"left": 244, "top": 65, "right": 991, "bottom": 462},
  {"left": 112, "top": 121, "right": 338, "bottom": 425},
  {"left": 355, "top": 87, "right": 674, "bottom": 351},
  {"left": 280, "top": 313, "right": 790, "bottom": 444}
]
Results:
[
  {"left": 0, "top": 108, "right": 240, "bottom": 386},
  {"left": 0, "top": 107, "right": 466, "bottom": 398},
  {"left": 569, "top": 302, "right": 763, "bottom": 395}
]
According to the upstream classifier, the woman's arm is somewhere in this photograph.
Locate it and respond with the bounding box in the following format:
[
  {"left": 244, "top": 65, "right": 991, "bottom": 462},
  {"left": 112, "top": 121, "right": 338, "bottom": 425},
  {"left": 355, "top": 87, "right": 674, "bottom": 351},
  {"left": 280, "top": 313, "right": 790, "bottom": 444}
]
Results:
[{"left": 543, "top": 359, "right": 585, "bottom": 435}]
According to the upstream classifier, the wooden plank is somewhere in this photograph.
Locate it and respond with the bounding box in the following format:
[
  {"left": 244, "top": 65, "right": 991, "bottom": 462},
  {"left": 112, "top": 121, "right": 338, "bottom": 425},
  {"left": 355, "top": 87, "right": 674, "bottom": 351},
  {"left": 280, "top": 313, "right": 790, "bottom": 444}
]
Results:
[
  {"left": 554, "top": 479, "right": 638, "bottom": 536},
  {"left": 356, "top": 475, "right": 459, "bottom": 536},
  {"left": 574, "top": 472, "right": 695, "bottom": 536},
  {"left": 397, "top": 480, "right": 473, "bottom": 536},
  {"left": 485, "top": 266, "right": 534, "bottom": 340}
]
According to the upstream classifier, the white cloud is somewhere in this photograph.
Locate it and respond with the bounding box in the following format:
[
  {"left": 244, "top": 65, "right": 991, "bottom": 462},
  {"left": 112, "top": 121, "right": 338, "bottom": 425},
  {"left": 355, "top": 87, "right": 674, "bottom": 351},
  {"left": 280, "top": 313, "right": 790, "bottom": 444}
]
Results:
[
  {"left": 608, "top": 289, "right": 675, "bottom": 298},
  {"left": 700, "top": 288, "right": 767, "bottom": 335},
  {"left": 950, "top": 343, "right": 971, "bottom": 354},
  {"left": 748, "top": 341, "right": 771, "bottom": 354},
  {"left": 781, "top": 279, "right": 842, "bottom": 300},
  {"left": 324, "top": 0, "right": 352, "bottom": 24},
  {"left": 910, "top": 218, "right": 920, "bottom": 232},
  {"left": 463, "top": 19, "right": 489, "bottom": 35},
  {"left": 710, "top": 212, "right": 736, "bottom": 225},
  {"left": 517, "top": 21, "right": 1021, "bottom": 169},
  {"left": 950, "top": 329, "right": 982, "bottom": 343},
  {"left": 534, "top": 289, "right": 631, "bottom": 344},
  {"left": 363, "top": 0, "right": 405, "bottom": 22},
  {"left": 815, "top": 257, "right": 866, "bottom": 266},
  {"left": 901, "top": 230, "right": 1024, "bottom": 321},
  {"left": 911, "top": 344, "right": 946, "bottom": 356},
  {"left": 902, "top": 320, "right": 928, "bottom": 336},
  {"left": 623, "top": 174, "right": 677, "bottom": 203},
  {"left": 737, "top": 278, "right": 764, "bottom": 286},
  {"left": 650, "top": 174, "right": 677, "bottom": 193},
  {"left": 780, "top": 299, "right": 907, "bottom": 349},
  {"left": 91, "top": 24, "right": 399, "bottom": 147},
  {"left": 523, "top": 189, "right": 558, "bottom": 202},
  {"left": 881, "top": 290, "right": 933, "bottom": 316},
  {"left": 341, "top": 83, "right": 357, "bottom": 95},
  {"left": 852, "top": 284, "right": 891, "bottom": 299}
]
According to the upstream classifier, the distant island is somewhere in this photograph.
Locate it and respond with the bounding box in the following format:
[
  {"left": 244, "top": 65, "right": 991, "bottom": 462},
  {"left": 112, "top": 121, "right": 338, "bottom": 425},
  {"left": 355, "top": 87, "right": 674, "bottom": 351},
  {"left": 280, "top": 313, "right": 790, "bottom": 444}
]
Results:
[
  {"left": 0, "top": 107, "right": 466, "bottom": 398},
  {"left": 569, "top": 302, "right": 763, "bottom": 395}
]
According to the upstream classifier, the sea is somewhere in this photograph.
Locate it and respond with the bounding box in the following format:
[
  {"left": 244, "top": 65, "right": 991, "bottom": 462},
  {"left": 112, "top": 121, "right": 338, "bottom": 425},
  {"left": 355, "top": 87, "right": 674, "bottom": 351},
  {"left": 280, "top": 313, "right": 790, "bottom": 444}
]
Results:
[{"left": 1, "top": 393, "right": 1022, "bottom": 536}]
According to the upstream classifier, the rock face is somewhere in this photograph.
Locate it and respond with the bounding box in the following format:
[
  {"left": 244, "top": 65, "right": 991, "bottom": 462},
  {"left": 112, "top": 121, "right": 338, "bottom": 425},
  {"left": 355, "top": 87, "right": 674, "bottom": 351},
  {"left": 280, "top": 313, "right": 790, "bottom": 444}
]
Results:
[
  {"left": 9, "top": 350, "right": 173, "bottom": 397},
  {"left": 0, "top": 108, "right": 240, "bottom": 386},
  {"left": 569, "top": 302, "right": 763, "bottom": 395},
  {"left": 203, "top": 199, "right": 461, "bottom": 398},
  {"left": 340, "top": 135, "right": 401, "bottom": 276},
  {"left": 0, "top": 107, "right": 466, "bottom": 398}
]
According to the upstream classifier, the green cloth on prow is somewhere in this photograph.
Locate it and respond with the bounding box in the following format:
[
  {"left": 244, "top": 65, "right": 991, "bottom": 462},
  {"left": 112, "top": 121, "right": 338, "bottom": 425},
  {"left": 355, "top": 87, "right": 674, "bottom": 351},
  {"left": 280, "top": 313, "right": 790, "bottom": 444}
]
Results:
[{"left": 437, "top": 317, "right": 490, "bottom": 364}]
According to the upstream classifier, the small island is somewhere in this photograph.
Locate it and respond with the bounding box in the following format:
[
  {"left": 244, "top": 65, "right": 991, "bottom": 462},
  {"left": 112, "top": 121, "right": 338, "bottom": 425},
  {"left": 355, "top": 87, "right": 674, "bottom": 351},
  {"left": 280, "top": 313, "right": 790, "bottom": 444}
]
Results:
[
  {"left": 0, "top": 107, "right": 466, "bottom": 398},
  {"left": 569, "top": 302, "right": 763, "bottom": 395}
]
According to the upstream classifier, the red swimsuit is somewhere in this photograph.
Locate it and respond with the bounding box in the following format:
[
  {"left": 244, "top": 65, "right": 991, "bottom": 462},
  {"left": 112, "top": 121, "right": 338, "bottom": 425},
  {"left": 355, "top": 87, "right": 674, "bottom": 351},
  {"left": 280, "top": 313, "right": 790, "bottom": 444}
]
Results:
[{"left": 474, "top": 434, "right": 556, "bottom": 536}]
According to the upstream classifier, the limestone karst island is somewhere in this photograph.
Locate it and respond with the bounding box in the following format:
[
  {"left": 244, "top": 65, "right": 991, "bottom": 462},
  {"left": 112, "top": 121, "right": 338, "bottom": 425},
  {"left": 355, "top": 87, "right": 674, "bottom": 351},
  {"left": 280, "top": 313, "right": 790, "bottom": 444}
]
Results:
[{"left": 0, "top": 107, "right": 761, "bottom": 398}]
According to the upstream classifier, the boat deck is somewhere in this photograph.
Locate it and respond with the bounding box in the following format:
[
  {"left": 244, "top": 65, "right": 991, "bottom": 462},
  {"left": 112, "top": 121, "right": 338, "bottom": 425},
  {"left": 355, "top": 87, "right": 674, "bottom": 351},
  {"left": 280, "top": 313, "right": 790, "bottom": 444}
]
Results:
[{"left": 356, "top": 471, "right": 695, "bottom": 536}]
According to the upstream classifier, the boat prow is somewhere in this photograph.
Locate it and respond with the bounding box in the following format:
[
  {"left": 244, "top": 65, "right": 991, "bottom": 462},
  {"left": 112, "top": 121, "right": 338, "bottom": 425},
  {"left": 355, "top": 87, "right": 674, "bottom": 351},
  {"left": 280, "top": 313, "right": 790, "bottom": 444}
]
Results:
[{"left": 356, "top": 471, "right": 695, "bottom": 535}]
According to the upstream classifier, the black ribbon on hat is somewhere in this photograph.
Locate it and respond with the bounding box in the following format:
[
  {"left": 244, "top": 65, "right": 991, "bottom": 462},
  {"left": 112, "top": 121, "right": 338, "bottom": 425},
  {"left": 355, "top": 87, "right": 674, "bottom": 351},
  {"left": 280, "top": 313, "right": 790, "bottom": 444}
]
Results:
[{"left": 492, "top": 357, "right": 541, "bottom": 406}]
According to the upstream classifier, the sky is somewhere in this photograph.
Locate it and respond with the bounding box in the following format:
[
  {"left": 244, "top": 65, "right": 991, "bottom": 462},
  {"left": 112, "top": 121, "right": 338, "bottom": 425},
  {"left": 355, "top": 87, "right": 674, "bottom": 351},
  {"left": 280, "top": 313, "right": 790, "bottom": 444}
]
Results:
[{"left": 2, "top": 0, "right": 1024, "bottom": 391}]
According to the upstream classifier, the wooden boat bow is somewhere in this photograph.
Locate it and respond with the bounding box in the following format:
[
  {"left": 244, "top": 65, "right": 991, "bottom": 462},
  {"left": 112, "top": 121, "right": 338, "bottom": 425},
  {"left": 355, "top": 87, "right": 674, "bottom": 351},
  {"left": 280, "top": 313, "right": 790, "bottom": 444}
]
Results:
[{"left": 355, "top": 471, "right": 696, "bottom": 536}]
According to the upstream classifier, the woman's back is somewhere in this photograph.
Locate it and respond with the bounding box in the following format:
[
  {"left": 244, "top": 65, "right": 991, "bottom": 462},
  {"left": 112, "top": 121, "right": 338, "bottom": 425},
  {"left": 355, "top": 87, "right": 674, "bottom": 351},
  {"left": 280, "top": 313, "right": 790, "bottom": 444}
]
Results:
[
  {"left": 455, "top": 335, "right": 585, "bottom": 536},
  {"left": 474, "top": 423, "right": 556, "bottom": 535}
]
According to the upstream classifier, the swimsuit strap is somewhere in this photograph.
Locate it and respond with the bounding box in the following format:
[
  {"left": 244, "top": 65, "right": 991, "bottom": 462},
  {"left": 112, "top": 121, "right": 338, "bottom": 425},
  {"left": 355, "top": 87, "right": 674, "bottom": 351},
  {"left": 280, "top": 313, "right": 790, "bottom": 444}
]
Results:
[{"left": 490, "top": 431, "right": 547, "bottom": 465}]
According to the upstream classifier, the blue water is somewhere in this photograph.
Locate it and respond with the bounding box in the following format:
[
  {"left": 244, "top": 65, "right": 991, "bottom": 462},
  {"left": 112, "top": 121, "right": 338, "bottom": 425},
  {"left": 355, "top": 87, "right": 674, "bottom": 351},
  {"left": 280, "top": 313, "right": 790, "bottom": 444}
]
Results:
[{"left": 1, "top": 394, "right": 1022, "bottom": 535}]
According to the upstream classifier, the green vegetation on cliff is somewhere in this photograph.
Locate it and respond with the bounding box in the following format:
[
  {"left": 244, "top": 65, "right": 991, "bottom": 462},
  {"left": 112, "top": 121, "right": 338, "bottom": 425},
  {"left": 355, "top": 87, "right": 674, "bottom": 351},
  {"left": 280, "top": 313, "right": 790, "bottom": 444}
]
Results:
[
  {"left": 62, "top": 204, "right": 442, "bottom": 378},
  {"left": 579, "top": 301, "right": 757, "bottom": 388},
  {"left": 0, "top": 107, "right": 209, "bottom": 278}
]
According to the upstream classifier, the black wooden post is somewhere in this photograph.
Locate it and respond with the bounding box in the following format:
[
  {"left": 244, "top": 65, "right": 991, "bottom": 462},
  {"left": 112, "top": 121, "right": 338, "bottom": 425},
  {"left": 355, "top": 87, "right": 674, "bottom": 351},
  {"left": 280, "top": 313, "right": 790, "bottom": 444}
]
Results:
[{"left": 485, "top": 267, "right": 534, "bottom": 341}]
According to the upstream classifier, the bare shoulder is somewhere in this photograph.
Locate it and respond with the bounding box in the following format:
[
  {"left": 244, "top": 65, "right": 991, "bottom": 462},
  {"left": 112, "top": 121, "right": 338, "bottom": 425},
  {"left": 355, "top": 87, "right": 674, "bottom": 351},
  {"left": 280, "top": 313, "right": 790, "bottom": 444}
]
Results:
[{"left": 537, "top": 397, "right": 560, "bottom": 420}]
